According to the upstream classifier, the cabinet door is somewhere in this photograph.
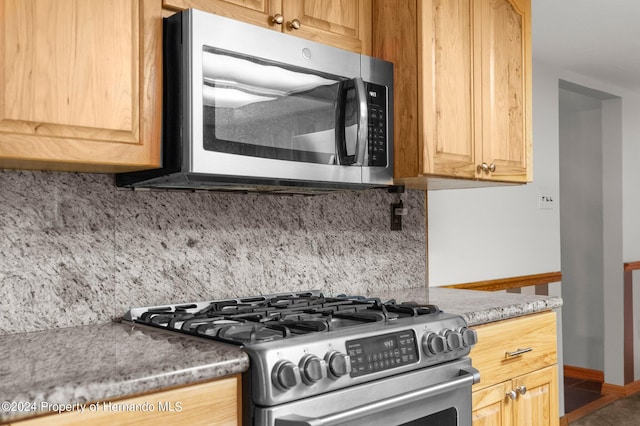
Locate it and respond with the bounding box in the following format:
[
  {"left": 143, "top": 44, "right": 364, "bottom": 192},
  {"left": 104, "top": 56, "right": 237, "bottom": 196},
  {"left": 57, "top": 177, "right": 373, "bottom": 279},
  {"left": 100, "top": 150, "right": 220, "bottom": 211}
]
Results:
[
  {"left": 421, "top": 0, "right": 477, "bottom": 179},
  {"left": 163, "top": 0, "right": 371, "bottom": 54},
  {"left": 472, "top": 381, "right": 512, "bottom": 426},
  {"left": 476, "top": 0, "right": 531, "bottom": 182},
  {"left": 0, "top": 0, "right": 161, "bottom": 172},
  {"left": 162, "top": 0, "right": 281, "bottom": 29},
  {"left": 282, "top": 0, "right": 371, "bottom": 54},
  {"left": 512, "top": 366, "right": 559, "bottom": 426}
]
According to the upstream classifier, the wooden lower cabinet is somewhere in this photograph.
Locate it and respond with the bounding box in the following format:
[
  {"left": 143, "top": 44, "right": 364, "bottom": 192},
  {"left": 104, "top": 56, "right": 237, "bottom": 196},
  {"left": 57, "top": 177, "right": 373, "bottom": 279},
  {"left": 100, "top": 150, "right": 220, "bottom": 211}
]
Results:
[
  {"left": 8, "top": 375, "right": 241, "bottom": 426},
  {"left": 470, "top": 312, "right": 559, "bottom": 426},
  {"left": 473, "top": 366, "right": 558, "bottom": 426}
]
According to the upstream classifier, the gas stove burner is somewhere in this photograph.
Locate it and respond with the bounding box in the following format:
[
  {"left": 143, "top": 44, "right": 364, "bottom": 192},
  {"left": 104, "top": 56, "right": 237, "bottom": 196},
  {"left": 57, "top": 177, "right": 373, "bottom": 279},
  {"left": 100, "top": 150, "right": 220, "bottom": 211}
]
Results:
[
  {"left": 124, "top": 291, "right": 444, "bottom": 346},
  {"left": 214, "top": 323, "right": 289, "bottom": 343}
]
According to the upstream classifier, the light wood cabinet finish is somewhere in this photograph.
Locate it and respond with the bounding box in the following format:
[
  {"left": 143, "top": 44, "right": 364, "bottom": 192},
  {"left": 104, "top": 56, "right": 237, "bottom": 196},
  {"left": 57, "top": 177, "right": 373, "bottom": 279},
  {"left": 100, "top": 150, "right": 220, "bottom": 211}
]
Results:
[
  {"left": 471, "top": 311, "right": 557, "bottom": 391},
  {"left": 373, "top": 0, "right": 532, "bottom": 189},
  {"left": 163, "top": 0, "right": 372, "bottom": 54},
  {"left": 476, "top": 0, "right": 530, "bottom": 183},
  {"left": 473, "top": 366, "right": 558, "bottom": 426},
  {"left": 472, "top": 381, "right": 512, "bottom": 426},
  {"left": 470, "top": 312, "right": 559, "bottom": 426},
  {"left": 0, "top": 0, "right": 162, "bottom": 172},
  {"left": 9, "top": 376, "right": 241, "bottom": 426}
]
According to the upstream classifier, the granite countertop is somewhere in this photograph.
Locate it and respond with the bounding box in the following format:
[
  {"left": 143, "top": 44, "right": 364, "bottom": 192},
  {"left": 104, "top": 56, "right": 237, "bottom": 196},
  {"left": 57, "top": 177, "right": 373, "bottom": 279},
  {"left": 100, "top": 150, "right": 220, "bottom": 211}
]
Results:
[
  {"left": 0, "top": 287, "right": 561, "bottom": 423},
  {"left": 363, "top": 286, "right": 563, "bottom": 326},
  {"left": 0, "top": 322, "right": 249, "bottom": 423}
]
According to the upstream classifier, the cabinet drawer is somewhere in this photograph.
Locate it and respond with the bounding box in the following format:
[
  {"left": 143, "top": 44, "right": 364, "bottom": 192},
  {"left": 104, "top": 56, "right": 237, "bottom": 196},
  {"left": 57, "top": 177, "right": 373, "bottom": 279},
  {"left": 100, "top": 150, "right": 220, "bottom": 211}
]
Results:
[
  {"left": 9, "top": 375, "right": 240, "bottom": 426},
  {"left": 470, "top": 311, "right": 557, "bottom": 390}
]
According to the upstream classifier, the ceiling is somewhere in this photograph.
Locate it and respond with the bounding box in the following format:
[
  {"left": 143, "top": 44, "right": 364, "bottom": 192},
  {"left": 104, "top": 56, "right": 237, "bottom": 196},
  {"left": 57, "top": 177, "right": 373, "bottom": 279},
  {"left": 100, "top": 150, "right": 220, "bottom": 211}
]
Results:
[{"left": 531, "top": 0, "right": 640, "bottom": 93}]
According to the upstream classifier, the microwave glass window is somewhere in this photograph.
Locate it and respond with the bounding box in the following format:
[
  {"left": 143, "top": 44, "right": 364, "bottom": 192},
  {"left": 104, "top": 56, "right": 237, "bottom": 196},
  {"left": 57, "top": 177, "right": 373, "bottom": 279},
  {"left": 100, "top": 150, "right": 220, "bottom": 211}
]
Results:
[{"left": 201, "top": 48, "right": 358, "bottom": 165}]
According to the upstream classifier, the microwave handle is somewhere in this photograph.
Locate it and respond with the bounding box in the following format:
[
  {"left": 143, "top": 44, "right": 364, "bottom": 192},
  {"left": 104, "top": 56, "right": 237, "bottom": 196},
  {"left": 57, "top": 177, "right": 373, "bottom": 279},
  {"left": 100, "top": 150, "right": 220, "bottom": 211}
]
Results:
[
  {"left": 275, "top": 367, "right": 479, "bottom": 426},
  {"left": 335, "top": 78, "right": 368, "bottom": 166},
  {"left": 353, "top": 77, "right": 368, "bottom": 166}
]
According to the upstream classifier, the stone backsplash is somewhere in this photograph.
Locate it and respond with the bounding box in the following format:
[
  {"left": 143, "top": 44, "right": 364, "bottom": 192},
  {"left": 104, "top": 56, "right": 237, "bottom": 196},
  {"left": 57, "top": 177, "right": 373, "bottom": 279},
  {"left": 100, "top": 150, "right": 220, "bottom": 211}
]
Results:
[{"left": 0, "top": 170, "right": 426, "bottom": 334}]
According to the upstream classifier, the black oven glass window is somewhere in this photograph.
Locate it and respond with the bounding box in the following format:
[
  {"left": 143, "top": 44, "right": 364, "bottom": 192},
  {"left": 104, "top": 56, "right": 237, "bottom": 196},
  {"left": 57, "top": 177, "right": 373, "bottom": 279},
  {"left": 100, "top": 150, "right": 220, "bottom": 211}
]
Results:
[{"left": 398, "top": 407, "right": 457, "bottom": 426}]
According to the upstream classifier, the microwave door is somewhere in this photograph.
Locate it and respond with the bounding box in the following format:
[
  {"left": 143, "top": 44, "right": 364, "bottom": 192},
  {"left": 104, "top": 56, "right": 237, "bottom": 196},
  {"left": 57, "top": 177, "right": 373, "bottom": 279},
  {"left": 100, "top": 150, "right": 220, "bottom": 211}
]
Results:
[{"left": 191, "top": 48, "right": 362, "bottom": 184}]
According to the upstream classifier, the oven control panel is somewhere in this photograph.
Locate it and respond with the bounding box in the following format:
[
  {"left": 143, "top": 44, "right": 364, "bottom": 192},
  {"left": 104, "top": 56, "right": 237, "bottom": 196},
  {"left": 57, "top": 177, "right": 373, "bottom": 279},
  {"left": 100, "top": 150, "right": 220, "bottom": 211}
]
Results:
[{"left": 346, "top": 330, "right": 418, "bottom": 377}]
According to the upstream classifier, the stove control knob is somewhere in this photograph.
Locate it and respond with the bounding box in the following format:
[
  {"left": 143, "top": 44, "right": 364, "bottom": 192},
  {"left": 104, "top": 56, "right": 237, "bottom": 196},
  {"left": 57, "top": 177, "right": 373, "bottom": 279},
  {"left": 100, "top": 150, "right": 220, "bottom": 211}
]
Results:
[
  {"left": 422, "top": 332, "right": 446, "bottom": 356},
  {"left": 299, "top": 355, "right": 327, "bottom": 384},
  {"left": 325, "top": 351, "right": 351, "bottom": 379},
  {"left": 459, "top": 327, "right": 478, "bottom": 347},
  {"left": 272, "top": 360, "right": 301, "bottom": 391},
  {"left": 444, "top": 329, "right": 463, "bottom": 350}
]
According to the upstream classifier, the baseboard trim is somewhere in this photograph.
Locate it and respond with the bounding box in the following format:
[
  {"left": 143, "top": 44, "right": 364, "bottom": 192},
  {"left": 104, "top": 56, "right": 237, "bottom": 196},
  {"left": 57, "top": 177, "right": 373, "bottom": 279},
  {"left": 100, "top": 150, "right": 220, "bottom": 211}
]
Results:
[
  {"left": 561, "top": 394, "right": 619, "bottom": 424},
  {"left": 563, "top": 365, "right": 604, "bottom": 382},
  {"left": 602, "top": 380, "right": 640, "bottom": 397}
]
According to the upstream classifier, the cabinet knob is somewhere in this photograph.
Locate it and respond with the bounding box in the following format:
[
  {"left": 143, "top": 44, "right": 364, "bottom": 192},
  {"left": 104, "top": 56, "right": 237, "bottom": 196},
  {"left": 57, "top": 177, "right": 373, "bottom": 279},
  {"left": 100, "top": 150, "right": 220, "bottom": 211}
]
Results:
[
  {"left": 516, "top": 385, "right": 527, "bottom": 395},
  {"left": 506, "top": 390, "right": 518, "bottom": 400},
  {"left": 477, "top": 162, "right": 496, "bottom": 174},
  {"left": 290, "top": 18, "right": 301, "bottom": 30},
  {"left": 272, "top": 14, "right": 284, "bottom": 25}
]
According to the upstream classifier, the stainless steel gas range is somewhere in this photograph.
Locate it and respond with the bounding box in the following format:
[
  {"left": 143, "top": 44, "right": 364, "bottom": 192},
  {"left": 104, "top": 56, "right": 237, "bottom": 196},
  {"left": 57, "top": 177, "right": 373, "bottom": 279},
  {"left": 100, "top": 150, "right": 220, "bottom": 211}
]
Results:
[{"left": 123, "top": 291, "right": 479, "bottom": 425}]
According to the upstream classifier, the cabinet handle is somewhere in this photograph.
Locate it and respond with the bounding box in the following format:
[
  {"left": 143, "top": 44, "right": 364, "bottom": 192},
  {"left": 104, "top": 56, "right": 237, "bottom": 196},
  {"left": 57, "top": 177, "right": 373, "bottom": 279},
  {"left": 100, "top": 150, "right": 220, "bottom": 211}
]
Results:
[
  {"left": 505, "top": 347, "right": 533, "bottom": 358},
  {"left": 506, "top": 390, "right": 518, "bottom": 400},
  {"left": 488, "top": 162, "right": 496, "bottom": 172},
  {"left": 516, "top": 385, "right": 527, "bottom": 395},
  {"left": 272, "top": 14, "right": 284, "bottom": 25},
  {"left": 290, "top": 18, "right": 301, "bottom": 30}
]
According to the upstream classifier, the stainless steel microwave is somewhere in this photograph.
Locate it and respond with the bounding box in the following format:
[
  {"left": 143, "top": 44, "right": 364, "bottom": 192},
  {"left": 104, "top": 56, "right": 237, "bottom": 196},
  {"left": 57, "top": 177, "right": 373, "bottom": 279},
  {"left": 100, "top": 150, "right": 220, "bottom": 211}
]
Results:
[{"left": 117, "top": 9, "right": 394, "bottom": 193}]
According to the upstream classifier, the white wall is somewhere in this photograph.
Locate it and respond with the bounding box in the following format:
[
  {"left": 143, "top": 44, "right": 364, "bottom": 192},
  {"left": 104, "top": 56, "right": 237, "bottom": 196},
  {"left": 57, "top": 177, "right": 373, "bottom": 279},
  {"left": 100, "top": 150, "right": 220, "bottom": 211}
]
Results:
[{"left": 427, "top": 61, "right": 561, "bottom": 287}]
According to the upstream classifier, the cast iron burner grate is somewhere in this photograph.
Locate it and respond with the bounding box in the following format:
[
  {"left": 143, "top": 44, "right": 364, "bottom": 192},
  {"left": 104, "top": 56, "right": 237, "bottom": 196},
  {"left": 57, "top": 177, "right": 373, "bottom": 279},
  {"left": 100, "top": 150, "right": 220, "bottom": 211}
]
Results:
[{"left": 131, "top": 292, "right": 440, "bottom": 346}]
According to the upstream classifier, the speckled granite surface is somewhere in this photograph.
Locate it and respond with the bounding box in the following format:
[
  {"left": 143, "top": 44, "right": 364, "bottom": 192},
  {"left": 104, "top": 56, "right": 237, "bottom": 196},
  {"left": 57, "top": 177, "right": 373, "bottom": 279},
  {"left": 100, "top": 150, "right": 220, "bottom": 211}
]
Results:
[
  {"left": 0, "top": 169, "right": 426, "bottom": 335},
  {"left": 362, "top": 287, "right": 563, "bottom": 326},
  {"left": 0, "top": 287, "right": 561, "bottom": 423},
  {"left": 0, "top": 322, "right": 249, "bottom": 422}
]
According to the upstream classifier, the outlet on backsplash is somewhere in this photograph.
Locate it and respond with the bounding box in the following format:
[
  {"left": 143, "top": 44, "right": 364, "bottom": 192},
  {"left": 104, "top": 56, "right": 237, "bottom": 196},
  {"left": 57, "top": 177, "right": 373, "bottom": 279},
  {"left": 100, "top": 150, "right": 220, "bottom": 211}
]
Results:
[{"left": 391, "top": 201, "right": 407, "bottom": 231}]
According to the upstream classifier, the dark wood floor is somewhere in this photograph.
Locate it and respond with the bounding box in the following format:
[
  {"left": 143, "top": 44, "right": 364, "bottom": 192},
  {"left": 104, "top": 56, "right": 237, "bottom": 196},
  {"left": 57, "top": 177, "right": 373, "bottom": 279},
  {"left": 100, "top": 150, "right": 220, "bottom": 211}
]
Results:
[{"left": 564, "top": 376, "right": 603, "bottom": 413}]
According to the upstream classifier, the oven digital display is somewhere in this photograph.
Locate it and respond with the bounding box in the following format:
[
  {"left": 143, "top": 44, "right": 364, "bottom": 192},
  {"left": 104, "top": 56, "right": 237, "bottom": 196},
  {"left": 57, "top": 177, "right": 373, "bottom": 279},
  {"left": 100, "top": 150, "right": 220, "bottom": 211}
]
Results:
[{"left": 346, "top": 330, "right": 418, "bottom": 377}]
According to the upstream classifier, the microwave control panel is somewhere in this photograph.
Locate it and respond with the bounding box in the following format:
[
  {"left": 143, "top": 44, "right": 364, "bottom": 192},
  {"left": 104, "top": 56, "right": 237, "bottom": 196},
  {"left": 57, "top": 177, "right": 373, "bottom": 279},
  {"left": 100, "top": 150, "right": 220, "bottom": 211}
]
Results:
[{"left": 366, "top": 83, "right": 388, "bottom": 167}]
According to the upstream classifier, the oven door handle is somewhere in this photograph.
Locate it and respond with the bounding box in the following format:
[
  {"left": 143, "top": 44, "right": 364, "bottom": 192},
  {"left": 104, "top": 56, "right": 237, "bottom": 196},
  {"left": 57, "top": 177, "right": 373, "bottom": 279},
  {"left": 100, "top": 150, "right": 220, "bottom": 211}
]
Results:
[{"left": 275, "top": 367, "right": 480, "bottom": 426}]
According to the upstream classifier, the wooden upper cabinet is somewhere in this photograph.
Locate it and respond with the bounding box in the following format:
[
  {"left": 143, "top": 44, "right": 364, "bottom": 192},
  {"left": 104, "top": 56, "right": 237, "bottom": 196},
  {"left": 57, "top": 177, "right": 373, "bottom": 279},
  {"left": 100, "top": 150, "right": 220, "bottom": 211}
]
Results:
[
  {"left": 373, "top": 0, "right": 532, "bottom": 189},
  {"left": 163, "top": 0, "right": 372, "bottom": 54},
  {"left": 477, "top": 0, "right": 531, "bottom": 183},
  {"left": 281, "top": 0, "right": 372, "bottom": 54},
  {"left": 162, "top": 0, "right": 280, "bottom": 29},
  {"left": 422, "top": 0, "right": 476, "bottom": 180},
  {"left": 0, "top": 0, "right": 162, "bottom": 172}
]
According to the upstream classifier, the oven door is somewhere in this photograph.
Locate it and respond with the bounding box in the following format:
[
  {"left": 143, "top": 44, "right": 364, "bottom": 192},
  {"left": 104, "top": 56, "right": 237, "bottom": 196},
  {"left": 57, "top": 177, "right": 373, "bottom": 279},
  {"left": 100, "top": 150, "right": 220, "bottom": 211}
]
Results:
[{"left": 253, "top": 358, "right": 479, "bottom": 426}]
